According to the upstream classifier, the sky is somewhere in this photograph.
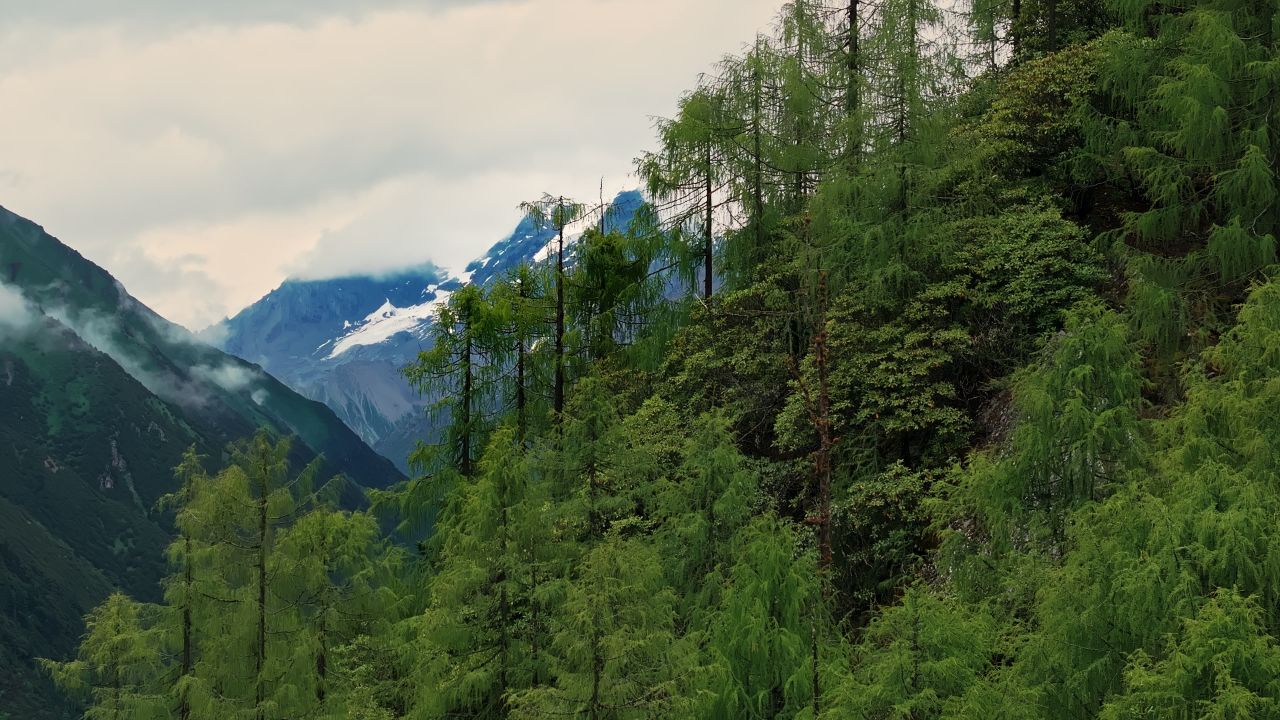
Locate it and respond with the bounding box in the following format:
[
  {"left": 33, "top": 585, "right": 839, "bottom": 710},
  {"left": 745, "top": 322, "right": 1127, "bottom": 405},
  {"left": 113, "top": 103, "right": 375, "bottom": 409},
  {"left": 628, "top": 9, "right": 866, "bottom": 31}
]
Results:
[{"left": 0, "top": 0, "right": 781, "bottom": 330}]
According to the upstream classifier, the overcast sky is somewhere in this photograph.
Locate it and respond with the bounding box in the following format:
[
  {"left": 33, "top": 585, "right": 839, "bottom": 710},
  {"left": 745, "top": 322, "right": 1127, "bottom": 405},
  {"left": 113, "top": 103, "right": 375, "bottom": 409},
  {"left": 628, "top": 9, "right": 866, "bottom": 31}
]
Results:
[{"left": 0, "top": 0, "right": 781, "bottom": 329}]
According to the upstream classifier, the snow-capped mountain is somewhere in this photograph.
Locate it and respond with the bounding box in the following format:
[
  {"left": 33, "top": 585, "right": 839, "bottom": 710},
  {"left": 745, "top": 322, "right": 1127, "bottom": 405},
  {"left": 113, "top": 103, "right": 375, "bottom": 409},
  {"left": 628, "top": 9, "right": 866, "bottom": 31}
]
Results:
[{"left": 205, "top": 190, "right": 646, "bottom": 471}]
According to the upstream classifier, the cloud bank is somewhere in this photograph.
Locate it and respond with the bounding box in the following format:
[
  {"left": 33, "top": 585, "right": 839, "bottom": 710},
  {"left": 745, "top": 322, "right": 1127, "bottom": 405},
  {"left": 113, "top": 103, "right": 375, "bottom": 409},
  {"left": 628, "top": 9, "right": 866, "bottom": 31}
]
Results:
[{"left": 0, "top": 0, "right": 780, "bottom": 330}]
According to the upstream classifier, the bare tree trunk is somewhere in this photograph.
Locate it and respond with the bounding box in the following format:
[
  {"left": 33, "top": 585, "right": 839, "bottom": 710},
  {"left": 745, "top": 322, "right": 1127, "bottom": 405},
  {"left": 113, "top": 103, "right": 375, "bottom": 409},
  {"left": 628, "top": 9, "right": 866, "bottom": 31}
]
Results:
[
  {"left": 554, "top": 199, "right": 566, "bottom": 423},
  {"left": 1011, "top": 0, "right": 1023, "bottom": 56},
  {"left": 705, "top": 142, "right": 714, "bottom": 302},
  {"left": 846, "top": 0, "right": 862, "bottom": 163},
  {"left": 461, "top": 332, "right": 473, "bottom": 476},
  {"left": 752, "top": 59, "right": 765, "bottom": 259}
]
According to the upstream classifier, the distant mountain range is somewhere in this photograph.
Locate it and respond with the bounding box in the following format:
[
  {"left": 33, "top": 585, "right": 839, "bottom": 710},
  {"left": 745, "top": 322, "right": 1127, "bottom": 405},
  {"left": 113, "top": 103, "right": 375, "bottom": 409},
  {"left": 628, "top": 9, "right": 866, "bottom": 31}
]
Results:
[
  {"left": 205, "top": 190, "right": 647, "bottom": 471},
  {"left": 0, "top": 206, "right": 404, "bottom": 718}
]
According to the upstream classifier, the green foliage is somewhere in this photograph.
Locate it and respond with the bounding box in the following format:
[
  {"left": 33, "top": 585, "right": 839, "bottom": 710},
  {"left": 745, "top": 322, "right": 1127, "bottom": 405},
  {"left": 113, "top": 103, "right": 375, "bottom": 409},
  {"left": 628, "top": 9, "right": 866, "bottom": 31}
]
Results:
[
  {"left": 661, "top": 276, "right": 797, "bottom": 457},
  {"left": 411, "top": 426, "right": 549, "bottom": 717},
  {"left": 707, "top": 516, "right": 821, "bottom": 719},
  {"left": 1080, "top": 0, "right": 1280, "bottom": 351},
  {"left": 40, "top": 0, "right": 1280, "bottom": 715},
  {"left": 406, "top": 284, "right": 505, "bottom": 476},
  {"left": 1101, "top": 590, "right": 1280, "bottom": 720},
  {"left": 41, "top": 593, "right": 169, "bottom": 720},
  {"left": 993, "top": 301, "right": 1144, "bottom": 525},
  {"left": 823, "top": 588, "right": 999, "bottom": 719},
  {"left": 509, "top": 535, "right": 687, "bottom": 720},
  {"left": 957, "top": 38, "right": 1105, "bottom": 186},
  {"left": 49, "top": 432, "right": 404, "bottom": 720}
]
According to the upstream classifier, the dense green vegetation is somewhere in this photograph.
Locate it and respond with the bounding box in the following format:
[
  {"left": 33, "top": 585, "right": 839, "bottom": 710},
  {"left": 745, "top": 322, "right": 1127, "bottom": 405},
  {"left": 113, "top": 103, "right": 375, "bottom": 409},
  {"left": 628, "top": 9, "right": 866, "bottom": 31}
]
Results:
[
  {"left": 0, "top": 210, "right": 404, "bottom": 718},
  {"left": 46, "top": 0, "right": 1280, "bottom": 716}
]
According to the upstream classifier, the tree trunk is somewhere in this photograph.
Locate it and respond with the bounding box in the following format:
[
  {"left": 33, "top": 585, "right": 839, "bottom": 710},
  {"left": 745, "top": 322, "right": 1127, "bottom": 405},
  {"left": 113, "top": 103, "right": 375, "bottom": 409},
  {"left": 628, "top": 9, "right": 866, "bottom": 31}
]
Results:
[
  {"left": 461, "top": 332, "right": 473, "bottom": 476},
  {"left": 255, "top": 465, "right": 268, "bottom": 720},
  {"left": 316, "top": 613, "right": 328, "bottom": 705},
  {"left": 589, "top": 618, "right": 603, "bottom": 720},
  {"left": 846, "top": 0, "right": 862, "bottom": 164},
  {"left": 752, "top": 60, "right": 765, "bottom": 262},
  {"left": 180, "top": 536, "right": 192, "bottom": 720},
  {"left": 516, "top": 337, "right": 526, "bottom": 442},
  {"left": 516, "top": 274, "right": 529, "bottom": 444},
  {"left": 811, "top": 621, "right": 821, "bottom": 718},
  {"left": 531, "top": 565, "right": 542, "bottom": 687},
  {"left": 498, "top": 462, "right": 511, "bottom": 708},
  {"left": 554, "top": 200, "right": 566, "bottom": 423},
  {"left": 704, "top": 142, "right": 714, "bottom": 302},
  {"left": 1011, "top": 0, "right": 1023, "bottom": 56},
  {"left": 814, "top": 271, "right": 834, "bottom": 576},
  {"left": 1046, "top": 0, "right": 1058, "bottom": 50}
]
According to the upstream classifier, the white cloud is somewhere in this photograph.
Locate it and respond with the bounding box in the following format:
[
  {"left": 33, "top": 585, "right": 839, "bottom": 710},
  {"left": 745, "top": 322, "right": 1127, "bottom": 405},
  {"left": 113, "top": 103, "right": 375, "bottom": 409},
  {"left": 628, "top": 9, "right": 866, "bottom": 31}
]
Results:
[
  {"left": 191, "top": 363, "right": 260, "bottom": 392},
  {"left": 0, "top": 281, "right": 36, "bottom": 337},
  {"left": 0, "top": 0, "right": 781, "bottom": 330}
]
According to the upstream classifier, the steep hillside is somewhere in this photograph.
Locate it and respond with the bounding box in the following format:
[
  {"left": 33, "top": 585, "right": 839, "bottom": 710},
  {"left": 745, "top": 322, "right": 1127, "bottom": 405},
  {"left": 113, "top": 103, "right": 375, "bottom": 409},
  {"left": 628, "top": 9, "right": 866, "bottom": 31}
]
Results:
[{"left": 0, "top": 206, "right": 403, "bottom": 718}]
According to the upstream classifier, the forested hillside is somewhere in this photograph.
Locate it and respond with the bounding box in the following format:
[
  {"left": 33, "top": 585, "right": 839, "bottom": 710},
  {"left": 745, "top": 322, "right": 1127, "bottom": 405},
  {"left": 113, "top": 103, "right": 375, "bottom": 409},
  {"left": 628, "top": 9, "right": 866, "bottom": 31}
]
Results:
[
  {"left": 43, "top": 0, "right": 1280, "bottom": 716},
  {"left": 0, "top": 209, "right": 403, "bottom": 719}
]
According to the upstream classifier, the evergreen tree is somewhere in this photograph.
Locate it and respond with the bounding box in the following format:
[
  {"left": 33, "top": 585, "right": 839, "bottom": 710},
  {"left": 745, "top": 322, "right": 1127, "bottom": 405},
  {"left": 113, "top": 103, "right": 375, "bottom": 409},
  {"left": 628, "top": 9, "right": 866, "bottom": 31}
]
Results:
[
  {"left": 270, "top": 507, "right": 402, "bottom": 716},
  {"left": 411, "top": 427, "right": 549, "bottom": 718},
  {"left": 406, "top": 283, "right": 502, "bottom": 476},
  {"left": 1082, "top": 0, "right": 1280, "bottom": 352},
  {"left": 520, "top": 195, "right": 586, "bottom": 423},
  {"left": 42, "top": 594, "right": 169, "bottom": 720},
  {"left": 508, "top": 535, "right": 686, "bottom": 720},
  {"left": 823, "top": 588, "right": 999, "bottom": 720},
  {"left": 707, "top": 516, "right": 821, "bottom": 719},
  {"left": 160, "top": 448, "right": 207, "bottom": 720},
  {"left": 639, "top": 86, "right": 736, "bottom": 301}
]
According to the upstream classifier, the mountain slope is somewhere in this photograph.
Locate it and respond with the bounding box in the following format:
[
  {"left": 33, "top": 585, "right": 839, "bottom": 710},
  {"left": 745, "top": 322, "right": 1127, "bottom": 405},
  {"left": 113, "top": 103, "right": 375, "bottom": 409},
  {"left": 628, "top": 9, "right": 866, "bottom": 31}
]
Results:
[
  {"left": 207, "top": 190, "right": 647, "bottom": 471},
  {"left": 0, "top": 205, "right": 404, "bottom": 718}
]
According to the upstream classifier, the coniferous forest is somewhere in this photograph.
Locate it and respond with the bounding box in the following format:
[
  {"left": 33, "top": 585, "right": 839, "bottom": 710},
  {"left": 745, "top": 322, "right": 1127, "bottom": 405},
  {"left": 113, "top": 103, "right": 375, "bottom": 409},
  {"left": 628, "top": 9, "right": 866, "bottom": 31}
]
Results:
[{"left": 40, "top": 0, "right": 1280, "bottom": 716}]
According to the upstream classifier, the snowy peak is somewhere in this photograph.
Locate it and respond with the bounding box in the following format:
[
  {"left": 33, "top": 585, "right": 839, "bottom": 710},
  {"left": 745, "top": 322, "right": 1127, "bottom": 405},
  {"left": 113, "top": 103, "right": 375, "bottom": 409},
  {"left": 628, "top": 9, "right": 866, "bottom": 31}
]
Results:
[
  {"left": 208, "top": 189, "right": 649, "bottom": 470},
  {"left": 327, "top": 288, "right": 453, "bottom": 359}
]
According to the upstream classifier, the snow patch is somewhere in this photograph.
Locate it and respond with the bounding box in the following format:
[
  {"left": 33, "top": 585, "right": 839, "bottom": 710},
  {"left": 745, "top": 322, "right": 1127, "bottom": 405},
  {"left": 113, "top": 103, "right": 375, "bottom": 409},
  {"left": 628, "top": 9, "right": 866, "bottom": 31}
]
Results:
[{"left": 328, "top": 291, "right": 452, "bottom": 358}]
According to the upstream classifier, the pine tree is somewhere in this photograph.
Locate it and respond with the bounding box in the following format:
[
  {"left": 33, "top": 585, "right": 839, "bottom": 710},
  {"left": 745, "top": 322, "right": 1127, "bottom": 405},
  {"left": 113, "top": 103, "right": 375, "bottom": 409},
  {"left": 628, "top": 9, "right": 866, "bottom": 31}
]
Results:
[
  {"left": 654, "top": 411, "right": 756, "bottom": 612},
  {"left": 508, "top": 535, "right": 686, "bottom": 720},
  {"left": 42, "top": 594, "right": 169, "bottom": 720},
  {"left": 159, "top": 448, "right": 207, "bottom": 720},
  {"left": 639, "top": 85, "right": 735, "bottom": 301},
  {"left": 412, "top": 427, "right": 547, "bottom": 717},
  {"left": 490, "top": 264, "right": 550, "bottom": 442},
  {"left": 822, "top": 588, "right": 999, "bottom": 720},
  {"left": 406, "top": 284, "right": 502, "bottom": 476},
  {"left": 270, "top": 507, "right": 403, "bottom": 716},
  {"left": 1082, "top": 0, "right": 1280, "bottom": 350},
  {"left": 182, "top": 431, "right": 325, "bottom": 719},
  {"left": 567, "top": 226, "right": 659, "bottom": 363},
  {"left": 707, "top": 516, "right": 821, "bottom": 719},
  {"left": 1100, "top": 590, "right": 1280, "bottom": 720},
  {"left": 520, "top": 195, "right": 586, "bottom": 424},
  {"left": 970, "top": 300, "right": 1144, "bottom": 538}
]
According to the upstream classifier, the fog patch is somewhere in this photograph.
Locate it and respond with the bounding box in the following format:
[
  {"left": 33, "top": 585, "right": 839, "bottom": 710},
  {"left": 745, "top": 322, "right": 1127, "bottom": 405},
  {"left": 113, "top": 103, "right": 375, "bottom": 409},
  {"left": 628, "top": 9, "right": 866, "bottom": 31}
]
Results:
[
  {"left": 0, "top": 281, "right": 36, "bottom": 339},
  {"left": 192, "top": 362, "right": 258, "bottom": 393}
]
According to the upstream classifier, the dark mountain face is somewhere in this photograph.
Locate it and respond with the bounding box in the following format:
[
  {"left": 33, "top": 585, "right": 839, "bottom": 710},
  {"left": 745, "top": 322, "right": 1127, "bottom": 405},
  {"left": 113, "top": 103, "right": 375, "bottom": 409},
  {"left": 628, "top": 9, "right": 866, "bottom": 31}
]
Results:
[
  {"left": 206, "top": 190, "right": 647, "bottom": 472},
  {"left": 0, "top": 205, "right": 404, "bottom": 719}
]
